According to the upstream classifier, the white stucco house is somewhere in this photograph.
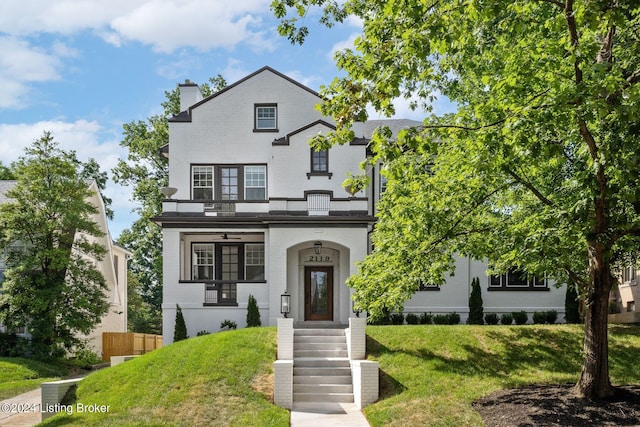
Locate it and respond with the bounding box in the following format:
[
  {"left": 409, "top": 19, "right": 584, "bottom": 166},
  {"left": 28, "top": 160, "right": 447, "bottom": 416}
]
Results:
[
  {"left": 0, "top": 180, "right": 130, "bottom": 356},
  {"left": 158, "top": 66, "right": 567, "bottom": 344}
]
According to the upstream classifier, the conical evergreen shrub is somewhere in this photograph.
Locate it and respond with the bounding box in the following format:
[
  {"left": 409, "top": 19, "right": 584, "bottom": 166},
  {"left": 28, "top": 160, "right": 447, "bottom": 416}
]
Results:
[
  {"left": 468, "top": 277, "right": 484, "bottom": 324},
  {"left": 173, "top": 304, "right": 188, "bottom": 342},
  {"left": 246, "top": 294, "right": 261, "bottom": 327}
]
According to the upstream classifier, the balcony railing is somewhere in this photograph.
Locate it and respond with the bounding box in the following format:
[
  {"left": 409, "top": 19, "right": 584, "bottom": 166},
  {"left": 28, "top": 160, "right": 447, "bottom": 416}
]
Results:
[
  {"left": 204, "top": 202, "right": 235, "bottom": 216},
  {"left": 204, "top": 282, "right": 238, "bottom": 305}
]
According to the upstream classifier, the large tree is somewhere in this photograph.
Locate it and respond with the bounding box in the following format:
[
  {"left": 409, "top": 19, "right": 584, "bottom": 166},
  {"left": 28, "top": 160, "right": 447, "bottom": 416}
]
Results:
[
  {"left": 0, "top": 132, "right": 109, "bottom": 358},
  {"left": 112, "top": 75, "right": 227, "bottom": 332},
  {"left": 272, "top": 0, "right": 640, "bottom": 399}
]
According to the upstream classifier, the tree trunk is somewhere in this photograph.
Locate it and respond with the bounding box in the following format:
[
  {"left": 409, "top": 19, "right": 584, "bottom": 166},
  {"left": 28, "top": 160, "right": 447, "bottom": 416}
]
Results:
[{"left": 574, "top": 245, "right": 614, "bottom": 399}]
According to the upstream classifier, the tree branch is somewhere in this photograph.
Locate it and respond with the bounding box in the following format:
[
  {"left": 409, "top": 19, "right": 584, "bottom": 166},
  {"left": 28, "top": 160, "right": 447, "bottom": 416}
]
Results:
[
  {"left": 537, "top": 0, "right": 564, "bottom": 7},
  {"left": 425, "top": 184, "right": 510, "bottom": 254},
  {"left": 564, "top": 264, "right": 589, "bottom": 290},
  {"left": 504, "top": 168, "right": 555, "bottom": 206},
  {"left": 421, "top": 118, "right": 506, "bottom": 132},
  {"left": 565, "top": 0, "right": 582, "bottom": 84}
]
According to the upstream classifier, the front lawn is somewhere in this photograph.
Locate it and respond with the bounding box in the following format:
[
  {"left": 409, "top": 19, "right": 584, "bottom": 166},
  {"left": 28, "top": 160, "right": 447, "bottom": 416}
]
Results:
[
  {"left": 0, "top": 357, "right": 68, "bottom": 399},
  {"left": 363, "top": 324, "right": 640, "bottom": 426},
  {"left": 41, "top": 327, "right": 289, "bottom": 426},
  {"left": 34, "top": 324, "right": 640, "bottom": 426}
]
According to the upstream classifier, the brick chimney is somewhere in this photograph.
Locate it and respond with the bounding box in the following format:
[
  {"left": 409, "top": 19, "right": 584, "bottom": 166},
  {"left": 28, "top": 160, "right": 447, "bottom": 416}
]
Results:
[{"left": 178, "top": 79, "right": 203, "bottom": 112}]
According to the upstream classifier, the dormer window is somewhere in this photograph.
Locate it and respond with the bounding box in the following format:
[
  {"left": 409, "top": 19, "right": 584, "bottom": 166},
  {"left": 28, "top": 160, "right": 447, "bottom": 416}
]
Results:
[
  {"left": 254, "top": 104, "right": 277, "bottom": 131},
  {"left": 307, "top": 148, "right": 332, "bottom": 179}
]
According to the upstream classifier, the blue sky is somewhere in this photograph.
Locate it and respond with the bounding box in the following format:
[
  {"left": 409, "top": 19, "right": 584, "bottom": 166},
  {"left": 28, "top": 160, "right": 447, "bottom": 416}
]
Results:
[{"left": 0, "top": 0, "right": 454, "bottom": 239}]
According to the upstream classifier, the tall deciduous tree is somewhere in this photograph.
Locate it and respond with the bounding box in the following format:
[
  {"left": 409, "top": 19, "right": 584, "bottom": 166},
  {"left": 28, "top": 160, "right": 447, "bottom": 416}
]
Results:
[
  {"left": 113, "top": 75, "right": 227, "bottom": 329},
  {"left": 0, "top": 132, "right": 109, "bottom": 358},
  {"left": 273, "top": 0, "right": 640, "bottom": 399}
]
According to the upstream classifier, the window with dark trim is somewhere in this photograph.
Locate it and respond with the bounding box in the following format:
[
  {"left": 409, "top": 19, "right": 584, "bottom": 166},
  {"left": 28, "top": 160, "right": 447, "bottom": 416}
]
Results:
[
  {"left": 254, "top": 104, "right": 278, "bottom": 131},
  {"left": 191, "top": 243, "right": 265, "bottom": 282},
  {"left": 307, "top": 148, "right": 332, "bottom": 178},
  {"left": 191, "top": 165, "right": 266, "bottom": 201},
  {"left": 192, "top": 242, "right": 265, "bottom": 305},
  {"left": 418, "top": 280, "right": 440, "bottom": 291},
  {"left": 488, "top": 268, "right": 548, "bottom": 290}
]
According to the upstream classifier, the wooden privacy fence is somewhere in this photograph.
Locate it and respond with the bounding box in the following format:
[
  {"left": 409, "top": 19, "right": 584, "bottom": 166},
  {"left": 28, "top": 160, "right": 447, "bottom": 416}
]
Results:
[{"left": 102, "top": 332, "right": 163, "bottom": 362}]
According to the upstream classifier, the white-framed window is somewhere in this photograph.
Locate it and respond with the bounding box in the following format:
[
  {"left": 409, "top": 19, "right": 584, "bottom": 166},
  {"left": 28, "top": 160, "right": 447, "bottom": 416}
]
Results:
[
  {"left": 192, "top": 244, "right": 215, "bottom": 280},
  {"left": 489, "top": 268, "right": 548, "bottom": 290},
  {"left": 244, "top": 166, "right": 266, "bottom": 200},
  {"left": 245, "top": 244, "right": 265, "bottom": 281},
  {"left": 192, "top": 166, "right": 214, "bottom": 200},
  {"left": 623, "top": 265, "right": 636, "bottom": 283},
  {"left": 255, "top": 105, "right": 277, "bottom": 130}
]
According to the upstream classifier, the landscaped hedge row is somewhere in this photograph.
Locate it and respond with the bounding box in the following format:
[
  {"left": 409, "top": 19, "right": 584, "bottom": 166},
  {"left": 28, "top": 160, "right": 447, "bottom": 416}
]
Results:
[
  {"left": 369, "top": 312, "right": 461, "bottom": 325},
  {"left": 371, "top": 310, "right": 559, "bottom": 325}
]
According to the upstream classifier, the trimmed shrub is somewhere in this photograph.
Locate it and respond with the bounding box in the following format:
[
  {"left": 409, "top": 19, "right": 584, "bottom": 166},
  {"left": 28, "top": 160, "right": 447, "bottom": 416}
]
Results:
[
  {"left": 419, "top": 312, "right": 433, "bottom": 325},
  {"left": 448, "top": 312, "right": 461, "bottom": 325},
  {"left": 468, "top": 277, "right": 484, "bottom": 324},
  {"left": 433, "top": 314, "right": 449, "bottom": 325},
  {"left": 246, "top": 295, "right": 261, "bottom": 327},
  {"left": 565, "top": 284, "right": 581, "bottom": 323},
  {"left": 484, "top": 313, "right": 499, "bottom": 325},
  {"left": 512, "top": 311, "right": 528, "bottom": 325},
  {"left": 391, "top": 313, "right": 405, "bottom": 325},
  {"left": 545, "top": 310, "right": 558, "bottom": 324},
  {"left": 405, "top": 313, "right": 419, "bottom": 325},
  {"left": 173, "top": 304, "right": 188, "bottom": 342},
  {"left": 220, "top": 319, "right": 238, "bottom": 330},
  {"left": 500, "top": 313, "right": 513, "bottom": 325},
  {"left": 196, "top": 330, "right": 210, "bottom": 336},
  {"left": 533, "top": 311, "right": 547, "bottom": 324},
  {"left": 369, "top": 309, "right": 392, "bottom": 325}
]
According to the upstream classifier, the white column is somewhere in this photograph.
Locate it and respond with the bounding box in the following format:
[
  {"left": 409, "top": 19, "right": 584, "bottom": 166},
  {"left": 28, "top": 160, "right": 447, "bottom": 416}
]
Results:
[
  {"left": 348, "top": 317, "right": 367, "bottom": 360},
  {"left": 273, "top": 360, "right": 293, "bottom": 409},
  {"left": 351, "top": 360, "right": 379, "bottom": 409},
  {"left": 277, "top": 317, "right": 294, "bottom": 360}
]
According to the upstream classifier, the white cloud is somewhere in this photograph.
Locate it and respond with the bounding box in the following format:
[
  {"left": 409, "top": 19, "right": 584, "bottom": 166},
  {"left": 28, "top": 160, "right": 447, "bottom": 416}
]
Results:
[
  {"left": 327, "top": 32, "right": 359, "bottom": 61},
  {"left": 0, "top": 119, "right": 136, "bottom": 237},
  {"left": 0, "top": 36, "right": 63, "bottom": 108},
  {"left": 283, "top": 70, "right": 323, "bottom": 92},
  {"left": 1, "top": 0, "right": 272, "bottom": 53},
  {"left": 0, "top": 120, "right": 112, "bottom": 165},
  {"left": 109, "top": 0, "right": 271, "bottom": 53}
]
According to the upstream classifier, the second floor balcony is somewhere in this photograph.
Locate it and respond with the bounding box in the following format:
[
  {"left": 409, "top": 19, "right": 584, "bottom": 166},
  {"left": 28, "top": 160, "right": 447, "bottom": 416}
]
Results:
[{"left": 161, "top": 194, "right": 368, "bottom": 217}]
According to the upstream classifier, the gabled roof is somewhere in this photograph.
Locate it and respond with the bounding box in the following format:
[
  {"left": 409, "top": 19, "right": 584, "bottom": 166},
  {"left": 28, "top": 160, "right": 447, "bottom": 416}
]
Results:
[
  {"left": 272, "top": 119, "right": 336, "bottom": 146},
  {"left": 169, "top": 66, "right": 321, "bottom": 123}
]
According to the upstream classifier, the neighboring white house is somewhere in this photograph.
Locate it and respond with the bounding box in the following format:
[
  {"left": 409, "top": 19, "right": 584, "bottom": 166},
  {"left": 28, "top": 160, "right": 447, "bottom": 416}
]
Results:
[
  {"left": 158, "top": 67, "right": 566, "bottom": 343},
  {"left": 0, "top": 180, "right": 130, "bottom": 356}
]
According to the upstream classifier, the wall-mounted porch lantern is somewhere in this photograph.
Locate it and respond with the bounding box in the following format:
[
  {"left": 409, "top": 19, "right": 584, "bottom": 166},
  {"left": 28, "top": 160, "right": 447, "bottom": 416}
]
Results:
[
  {"left": 314, "top": 241, "right": 323, "bottom": 255},
  {"left": 280, "top": 290, "right": 291, "bottom": 318},
  {"left": 352, "top": 299, "right": 361, "bottom": 317}
]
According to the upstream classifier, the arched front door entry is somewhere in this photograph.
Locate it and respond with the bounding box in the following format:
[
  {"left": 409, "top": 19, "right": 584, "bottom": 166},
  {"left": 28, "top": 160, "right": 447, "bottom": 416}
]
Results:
[{"left": 304, "top": 266, "right": 333, "bottom": 321}]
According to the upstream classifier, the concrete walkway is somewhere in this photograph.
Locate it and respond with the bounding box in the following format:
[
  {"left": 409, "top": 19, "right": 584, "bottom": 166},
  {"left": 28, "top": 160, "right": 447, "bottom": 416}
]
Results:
[
  {"left": 291, "top": 402, "right": 370, "bottom": 427},
  {"left": 0, "top": 388, "right": 41, "bottom": 427}
]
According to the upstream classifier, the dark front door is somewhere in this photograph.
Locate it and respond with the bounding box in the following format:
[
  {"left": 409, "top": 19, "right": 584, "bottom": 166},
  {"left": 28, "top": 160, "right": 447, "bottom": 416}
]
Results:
[{"left": 305, "top": 266, "right": 333, "bottom": 321}]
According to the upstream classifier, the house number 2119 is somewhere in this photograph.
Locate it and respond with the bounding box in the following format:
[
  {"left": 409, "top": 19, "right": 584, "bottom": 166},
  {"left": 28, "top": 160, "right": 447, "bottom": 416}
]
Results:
[{"left": 308, "top": 255, "right": 331, "bottom": 262}]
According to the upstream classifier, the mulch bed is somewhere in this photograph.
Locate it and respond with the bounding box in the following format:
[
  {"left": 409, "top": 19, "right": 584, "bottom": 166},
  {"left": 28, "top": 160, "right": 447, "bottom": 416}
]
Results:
[{"left": 473, "top": 384, "right": 640, "bottom": 426}]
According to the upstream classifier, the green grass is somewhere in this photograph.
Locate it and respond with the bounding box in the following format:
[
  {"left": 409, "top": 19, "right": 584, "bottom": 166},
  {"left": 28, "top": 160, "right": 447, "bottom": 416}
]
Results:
[
  {"left": 33, "top": 324, "right": 640, "bottom": 426},
  {"left": 41, "top": 327, "right": 289, "bottom": 427},
  {"left": 363, "top": 324, "right": 640, "bottom": 426},
  {"left": 0, "top": 357, "right": 69, "bottom": 400}
]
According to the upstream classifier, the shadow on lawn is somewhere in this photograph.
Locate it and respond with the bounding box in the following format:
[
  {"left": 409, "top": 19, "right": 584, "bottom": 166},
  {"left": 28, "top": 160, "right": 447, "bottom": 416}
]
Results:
[
  {"left": 366, "top": 335, "right": 407, "bottom": 399},
  {"left": 368, "top": 326, "right": 640, "bottom": 388}
]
